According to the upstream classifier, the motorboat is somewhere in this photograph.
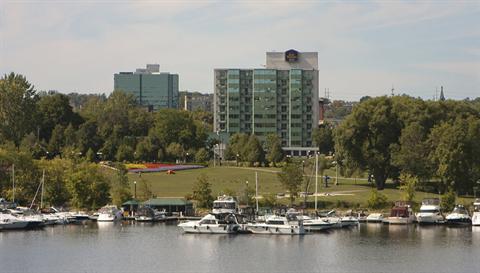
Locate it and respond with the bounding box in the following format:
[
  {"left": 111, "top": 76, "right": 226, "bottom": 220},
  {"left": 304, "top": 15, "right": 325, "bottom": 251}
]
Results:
[
  {"left": 178, "top": 213, "right": 243, "bottom": 234},
  {"left": 135, "top": 206, "right": 167, "bottom": 222},
  {"left": 247, "top": 211, "right": 305, "bottom": 235},
  {"left": 340, "top": 211, "right": 359, "bottom": 227},
  {"left": 383, "top": 201, "right": 415, "bottom": 225},
  {"left": 446, "top": 205, "right": 471, "bottom": 226},
  {"left": 97, "top": 205, "right": 123, "bottom": 222},
  {"left": 416, "top": 198, "right": 444, "bottom": 224},
  {"left": 472, "top": 199, "right": 480, "bottom": 226},
  {"left": 212, "top": 195, "right": 237, "bottom": 214},
  {"left": 366, "top": 213, "right": 384, "bottom": 223},
  {"left": 318, "top": 210, "right": 343, "bottom": 228},
  {"left": 297, "top": 215, "right": 335, "bottom": 231},
  {"left": 0, "top": 211, "right": 30, "bottom": 230}
]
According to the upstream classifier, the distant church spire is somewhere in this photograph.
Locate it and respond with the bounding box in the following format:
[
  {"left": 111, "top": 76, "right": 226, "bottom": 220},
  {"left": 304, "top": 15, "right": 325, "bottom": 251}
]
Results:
[{"left": 439, "top": 86, "right": 445, "bottom": 101}]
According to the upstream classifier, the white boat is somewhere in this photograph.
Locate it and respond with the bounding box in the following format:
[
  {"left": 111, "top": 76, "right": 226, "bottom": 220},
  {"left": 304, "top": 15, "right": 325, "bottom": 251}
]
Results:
[
  {"left": 416, "top": 198, "right": 444, "bottom": 224},
  {"left": 0, "top": 212, "right": 30, "bottom": 230},
  {"left": 247, "top": 213, "right": 305, "bottom": 235},
  {"left": 446, "top": 205, "right": 471, "bottom": 226},
  {"left": 97, "top": 205, "right": 123, "bottom": 222},
  {"left": 366, "top": 213, "right": 384, "bottom": 223},
  {"left": 318, "top": 210, "right": 343, "bottom": 228},
  {"left": 297, "top": 215, "right": 334, "bottom": 231},
  {"left": 212, "top": 196, "right": 237, "bottom": 214},
  {"left": 383, "top": 201, "right": 415, "bottom": 225},
  {"left": 178, "top": 213, "right": 242, "bottom": 234},
  {"left": 472, "top": 199, "right": 480, "bottom": 226},
  {"left": 135, "top": 206, "right": 167, "bottom": 222}
]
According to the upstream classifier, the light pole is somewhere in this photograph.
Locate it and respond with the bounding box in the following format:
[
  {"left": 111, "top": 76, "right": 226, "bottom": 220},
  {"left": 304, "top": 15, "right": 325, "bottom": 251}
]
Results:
[
  {"left": 315, "top": 152, "right": 318, "bottom": 211},
  {"left": 245, "top": 181, "right": 249, "bottom": 206},
  {"left": 236, "top": 154, "right": 239, "bottom": 166},
  {"left": 134, "top": 181, "right": 137, "bottom": 199}
]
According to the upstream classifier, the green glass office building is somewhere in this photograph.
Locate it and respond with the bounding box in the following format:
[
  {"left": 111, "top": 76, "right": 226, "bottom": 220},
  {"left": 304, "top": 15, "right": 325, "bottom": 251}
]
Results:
[
  {"left": 214, "top": 50, "right": 319, "bottom": 153},
  {"left": 114, "top": 64, "right": 179, "bottom": 111}
]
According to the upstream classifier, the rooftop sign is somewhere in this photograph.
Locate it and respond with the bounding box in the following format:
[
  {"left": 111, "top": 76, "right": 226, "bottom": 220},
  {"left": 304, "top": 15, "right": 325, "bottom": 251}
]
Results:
[{"left": 285, "top": 49, "right": 299, "bottom": 62}]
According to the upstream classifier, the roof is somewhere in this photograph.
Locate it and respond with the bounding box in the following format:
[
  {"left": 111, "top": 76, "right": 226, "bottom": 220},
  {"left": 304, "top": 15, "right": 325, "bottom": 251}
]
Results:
[
  {"left": 122, "top": 200, "right": 140, "bottom": 206},
  {"left": 143, "top": 198, "right": 192, "bottom": 206}
]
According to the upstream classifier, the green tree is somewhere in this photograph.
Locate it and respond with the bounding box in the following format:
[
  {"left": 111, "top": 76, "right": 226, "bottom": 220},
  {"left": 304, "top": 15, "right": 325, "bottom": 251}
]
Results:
[
  {"left": 335, "top": 96, "right": 402, "bottom": 190},
  {"left": 192, "top": 174, "right": 214, "bottom": 208},
  {"left": 166, "top": 142, "right": 184, "bottom": 162},
  {"left": 244, "top": 134, "right": 264, "bottom": 165},
  {"left": 224, "top": 133, "right": 249, "bottom": 160},
  {"left": 441, "top": 188, "right": 456, "bottom": 212},
  {"left": 110, "top": 164, "right": 132, "bottom": 206},
  {"left": 195, "top": 148, "right": 210, "bottom": 163},
  {"left": 116, "top": 144, "right": 134, "bottom": 162},
  {"left": 265, "top": 134, "right": 283, "bottom": 165},
  {"left": 367, "top": 189, "right": 388, "bottom": 209},
  {"left": 48, "top": 124, "right": 65, "bottom": 156},
  {"left": 137, "top": 178, "right": 153, "bottom": 201},
  {"left": 0, "top": 73, "right": 38, "bottom": 146},
  {"left": 399, "top": 173, "right": 418, "bottom": 203},
  {"left": 85, "top": 148, "right": 96, "bottom": 162},
  {"left": 312, "top": 123, "right": 334, "bottom": 155},
  {"left": 37, "top": 158, "right": 70, "bottom": 207},
  {"left": 277, "top": 161, "right": 303, "bottom": 206}
]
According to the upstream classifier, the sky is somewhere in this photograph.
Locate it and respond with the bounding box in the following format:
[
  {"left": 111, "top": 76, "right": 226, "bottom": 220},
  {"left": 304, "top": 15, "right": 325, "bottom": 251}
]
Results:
[{"left": 1, "top": 0, "right": 479, "bottom": 101}]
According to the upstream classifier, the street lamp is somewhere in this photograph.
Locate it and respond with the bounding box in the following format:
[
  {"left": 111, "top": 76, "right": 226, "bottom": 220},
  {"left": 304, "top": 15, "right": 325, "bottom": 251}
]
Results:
[
  {"left": 236, "top": 153, "right": 240, "bottom": 166},
  {"left": 134, "top": 181, "right": 137, "bottom": 199},
  {"left": 245, "top": 181, "right": 249, "bottom": 206}
]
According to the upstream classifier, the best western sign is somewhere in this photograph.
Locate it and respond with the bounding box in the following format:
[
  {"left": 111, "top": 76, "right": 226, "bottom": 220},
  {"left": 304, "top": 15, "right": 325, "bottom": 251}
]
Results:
[{"left": 285, "top": 49, "right": 299, "bottom": 62}]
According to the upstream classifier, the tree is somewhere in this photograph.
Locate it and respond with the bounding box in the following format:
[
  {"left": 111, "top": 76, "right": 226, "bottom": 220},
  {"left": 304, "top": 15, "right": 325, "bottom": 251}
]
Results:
[
  {"left": 192, "top": 174, "right": 214, "bottom": 208},
  {"left": 85, "top": 148, "right": 96, "bottom": 162},
  {"left": 116, "top": 144, "right": 134, "bottom": 162},
  {"left": 399, "top": 173, "right": 417, "bottom": 203},
  {"left": 195, "top": 148, "right": 210, "bottom": 163},
  {"left": 37, "top": 158, "right": 71, "bottom": 207},
  {"left": 166, "top": 142, "right": 184, "bottom": 162},
  {"left": 0, "top": 73, "right": 38, "bottom": 146},
  {"left": 367, "top": 189, "right": 388, "bottom": 209},
  {"left": 265, "top": 134, "right": 283, "bottom": 165},
  {"left": 48, "top": 124, "right": 65, "bottom": 156},
  {"left": 135, "top": 138, "right": 155, "bottom": 162},
  {"left": 244, "top": 134, "right": 264, "bottom": 165},
  {"left": 277, "top": 161, "right": 303, "bottom": 206},
  {"left": 335, "top": 96, "right": 402, "bottom": 190},
  {"left": 441, "top": 188, "right": 456, "bottom": 212},
  {"left": 110, "top": 164, "right": 132, "bottom": 206},
  {"left": 312, "top": 123, "right": 334, "bottom": 155},
  {"left": 225, "top": 133, "right": 249, "bottom": 161},
  {"left": 138, "top": 178, "right": 153, "bottom": 201}
]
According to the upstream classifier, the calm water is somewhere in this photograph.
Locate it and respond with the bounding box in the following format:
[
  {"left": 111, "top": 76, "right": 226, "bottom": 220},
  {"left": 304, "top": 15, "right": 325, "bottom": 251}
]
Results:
[{"left": 1, "top": 222, "right": 480, "bottom": 273}]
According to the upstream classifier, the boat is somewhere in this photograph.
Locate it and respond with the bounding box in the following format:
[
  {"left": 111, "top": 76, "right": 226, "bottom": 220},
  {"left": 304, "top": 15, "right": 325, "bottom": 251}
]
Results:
[
  {"left": 97, "top": 205, "right": 123, "bottom": 222},
  {"left": 247, "top": 210, "right": 305, "bottom": 235},
  {"left": 472, "top": 199, "right": 480, "bottom": 226},
  {"left": 135, "top": 206, "right": 167, "bottom": 222},
  {"left": 340, "top": 211, "right": 359, "bottom": 227},
  {"left": 297, "top": 215, "right": 335, "bottom": 231},
  {"left": 0, "top": 211, "right": 30, "bottom": 230},
  {"left": 318, "top": 210, "right": 343, "bottom": 228},
  {"left": 366, "top": 213, "right": 384, "bottom": 223},
  {"left": 212, "top": 195, "right": 238, "bottom": 214},
  {"left": 416, "top": 198, "right": 444, "bottom": 224},
  {"left": 445, "top": 205, "right": 471, "bottom": 226},
  {"left": 178, "top": 213, "right": 243, "bottom": 234},
  {"left": 383, "top": 201, "right": 415, "bottom": 225}
]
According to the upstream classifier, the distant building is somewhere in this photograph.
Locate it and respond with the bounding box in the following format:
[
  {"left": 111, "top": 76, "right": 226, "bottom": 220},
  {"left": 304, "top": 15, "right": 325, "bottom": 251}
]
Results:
[
  {"left": 180, "top": 91, "right": 213, "bottom": 112},
  {"left": 214, "top": 50, "right": 319, "bottom": 156},
  {"left": 114, "top": 64, "right": 179, "bottom": 111}
]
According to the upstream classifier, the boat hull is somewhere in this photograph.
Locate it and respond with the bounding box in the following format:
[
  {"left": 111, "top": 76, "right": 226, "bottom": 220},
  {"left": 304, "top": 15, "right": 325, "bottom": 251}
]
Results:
[
  {"left": 383, "top": 217, "right": 414, "bottom": 225},
  {"left": 472, "top": 213, "right": 480, "bottom": 226},
  {"left": 179, "top": 224, "right": 240, "bottom": 234},
  {"left": 247, "top": 224, "right": 305, "bottom": 235}
]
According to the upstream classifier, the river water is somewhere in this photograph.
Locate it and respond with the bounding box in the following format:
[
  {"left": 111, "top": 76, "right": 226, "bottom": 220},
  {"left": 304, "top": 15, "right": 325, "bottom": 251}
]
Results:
[{"left": 1, "top": 222, "right": 479, "bottom": 273}]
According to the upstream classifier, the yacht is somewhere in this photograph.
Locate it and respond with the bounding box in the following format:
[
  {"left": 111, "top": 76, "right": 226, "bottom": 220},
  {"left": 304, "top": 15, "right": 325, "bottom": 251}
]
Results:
[
  {"left": 0, "top": 211, "right": 29, "bottom": 230},
  {"left": 297, "top": 215, "right": 335, "bottom": 231},
  {"left": 247, "top": 212, "right": 305, "bottom": 235},
  {"left": 383, "top": 201, "right": 415, "bottom": 225},
  {"left": 446, "top": 205, "right": 471, "bottom": 226},
  {"left": 135, "top": 206, "right": 167, "bottom": 222},
  {"left": 212, "top": 195, "right": 237, "bottom": 214},
  {"left": 97, "top": 205, "right": 123, "bottom": 222},
  {"left": 366, "top": 213, "right": 384, "bottom": 223},
  {"left": 318, "top": 210, "right": 343, "bottom": 228},
  {"left": 472, "top": 199, "right": 480, "bottom": 226},
  {"left": 178, "top": 213, "right": 242, "bottom": 234},
  {"left": 416, "top": 198, "right": 444, "bottom": 224},
  {"left": 340, "top": 211, "right": 360, "bottom": 227}
]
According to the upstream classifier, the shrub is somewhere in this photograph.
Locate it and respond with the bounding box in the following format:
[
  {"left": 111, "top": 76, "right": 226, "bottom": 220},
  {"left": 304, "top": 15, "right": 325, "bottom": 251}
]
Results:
[{"left": 367, "top": 189, "right": 388, "bottom": 209}]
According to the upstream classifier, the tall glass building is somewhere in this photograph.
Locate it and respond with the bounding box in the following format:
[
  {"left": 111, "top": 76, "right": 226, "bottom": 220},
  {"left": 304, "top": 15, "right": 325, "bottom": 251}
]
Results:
[
  {"left": 114, "top": 64, "right": 179, "bottom": 111},
  {"left": 214, "top": 50, "right": 319, "bottom": 153}
]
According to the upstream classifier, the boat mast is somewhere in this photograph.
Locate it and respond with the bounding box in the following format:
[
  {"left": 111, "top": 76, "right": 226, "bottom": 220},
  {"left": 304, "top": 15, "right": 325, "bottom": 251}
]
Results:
[
  {"left": 40, "top": 169, "right": 45, "bottom": 209},
  {"left": 255, "top": 172, "right": 259, "bottom": 213},
  {"left": 12, "top": 164, "right": 15, "bottom": 203},
  {"left": 315, "top": 152, "right": 318, "bottom": 211}
]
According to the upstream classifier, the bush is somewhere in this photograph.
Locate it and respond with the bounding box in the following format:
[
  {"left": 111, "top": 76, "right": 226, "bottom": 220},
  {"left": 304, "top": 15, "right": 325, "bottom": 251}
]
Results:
[
  {"left": 367, "top": 189, "right": 388, "bottom": 209},
  {"left": 441, "top": 188, "right": 456, "bottom": 212}
]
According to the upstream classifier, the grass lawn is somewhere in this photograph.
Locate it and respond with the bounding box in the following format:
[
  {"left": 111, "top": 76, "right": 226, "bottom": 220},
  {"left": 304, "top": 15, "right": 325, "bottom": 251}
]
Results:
[{"left": 125, "top": 166, "right": 474, "bottom": 210}]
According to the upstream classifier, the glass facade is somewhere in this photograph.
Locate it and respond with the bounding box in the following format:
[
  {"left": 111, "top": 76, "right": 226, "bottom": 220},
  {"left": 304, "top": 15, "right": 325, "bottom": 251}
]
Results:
[
  {"left": 214, "top": 68, "right": 315, "bottom": 147},
  {"left": 114, "top": 72, "right": 178, "bottom": 110}
]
